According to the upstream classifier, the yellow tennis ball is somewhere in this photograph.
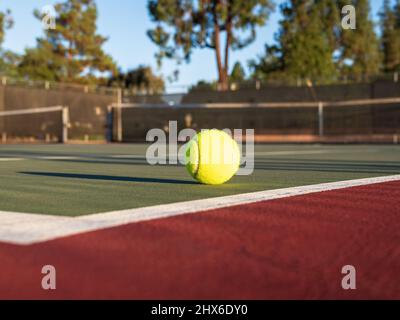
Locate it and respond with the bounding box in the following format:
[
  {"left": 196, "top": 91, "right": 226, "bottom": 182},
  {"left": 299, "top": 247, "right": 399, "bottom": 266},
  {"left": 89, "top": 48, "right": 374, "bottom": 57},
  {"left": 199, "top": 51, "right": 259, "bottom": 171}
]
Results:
[{"left": 185, "top": 129, "right": 241, "bottom": 185}]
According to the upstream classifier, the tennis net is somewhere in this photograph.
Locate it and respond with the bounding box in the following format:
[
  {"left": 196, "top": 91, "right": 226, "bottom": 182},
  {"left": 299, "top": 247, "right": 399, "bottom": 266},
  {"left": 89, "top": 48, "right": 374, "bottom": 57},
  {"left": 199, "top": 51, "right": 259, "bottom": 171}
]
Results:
[
  {"left": 0, "top": 106, "right": 69, "bottom": 143},
  {"left": 108, "top": 97, "right": 400, "bottom": 143}
]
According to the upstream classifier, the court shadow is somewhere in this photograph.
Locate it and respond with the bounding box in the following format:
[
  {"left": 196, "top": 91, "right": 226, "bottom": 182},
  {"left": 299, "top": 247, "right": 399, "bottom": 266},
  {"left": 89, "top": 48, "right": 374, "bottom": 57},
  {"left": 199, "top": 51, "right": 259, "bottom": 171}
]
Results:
[{"left": 19, "top": 171, "right": 198, "bottom": 185}]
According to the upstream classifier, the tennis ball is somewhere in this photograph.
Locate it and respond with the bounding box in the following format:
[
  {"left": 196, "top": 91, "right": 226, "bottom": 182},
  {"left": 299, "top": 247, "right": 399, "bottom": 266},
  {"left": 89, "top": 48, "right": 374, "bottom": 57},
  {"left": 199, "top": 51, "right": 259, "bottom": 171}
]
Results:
[{"left": 185, "top": 129, "right": 241, "bottom": 185}]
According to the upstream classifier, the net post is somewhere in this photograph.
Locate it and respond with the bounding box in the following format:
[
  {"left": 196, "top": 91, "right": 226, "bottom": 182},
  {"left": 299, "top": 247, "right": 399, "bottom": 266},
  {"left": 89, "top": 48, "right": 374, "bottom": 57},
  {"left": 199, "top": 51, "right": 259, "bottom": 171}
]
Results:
[
  {"left": 318, "top": 102, "right": 324, "bottom": 138},
  {"left": 62, "top": 106, "right": 69, "bottom": 143},
  {"left": 394, "top": 134, "right": 399, "bottom": 145},
  {"left": 106, "top": 105, "right": 113, "bottom": 142},
  {"left": 116, "top": 88, "right": 123, "bottom": 142}
]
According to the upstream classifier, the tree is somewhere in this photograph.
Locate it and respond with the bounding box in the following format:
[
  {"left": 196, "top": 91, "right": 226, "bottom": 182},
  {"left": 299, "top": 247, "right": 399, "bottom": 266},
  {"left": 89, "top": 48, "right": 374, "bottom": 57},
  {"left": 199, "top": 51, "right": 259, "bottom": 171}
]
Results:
[
  {"left": 396, "top": 0, "right": 400, "bottom": 25},
  {"left": 108, "top": 66, "right": 165, "bottom": 94},
  {"left": 248, "top": 44, "right": 284, "bottom": 82},
  {"left": 0, "top": 9, "right": 13, "bottom": 46},
  {"left": 393, "top": 0, "right": 400, "bottom": 70},
  {"left": 279, "top": 0, "right": 338, "bottom": 82},
  {"left": 250, "top": 0, "right": 340, "bottom": 83},
  {"left": 0, "top": 50, "right": 21, "bottom": 78},
  {"left": 230, "top": 61, "right": 245, "bottom": 83},
  {"left": 147, "top": 0, "right": 274, "bottom": 91},
  {"left": 380, "top": 0, "right": 400, "bottom": 72},
  {"left": 339, "top": 0, "right": 381, "bottom": 80},
  {"left": 188, "top": 79, "right": 217, "bottom": 92},
  {"left": 0, "top": 9, "right": 16, "bottom": 77},
  {"left": 19, "top": 42, "right": 64, "bottom": 81},
  {"left": 20, "top": 0, "right": 116, "bottom": 83},
  {"left": 320, "top": 0, "right": 341, "bottom": 51}
]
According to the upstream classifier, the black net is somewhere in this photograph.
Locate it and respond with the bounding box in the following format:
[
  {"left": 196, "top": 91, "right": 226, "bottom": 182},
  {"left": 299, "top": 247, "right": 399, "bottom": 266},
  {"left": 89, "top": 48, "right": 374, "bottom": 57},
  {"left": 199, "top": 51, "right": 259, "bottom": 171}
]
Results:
[
  {"left": 3, "top": 86, "right": 114, "bottom": 141},
  {"left": 0, "top": 107, "right": 65, "bottom": 143},
  {"left": 324, "top": 101, "right": 400, "bottom": 135},
  {"left": 111, "top": 98, "right": 400, "bottom": 142}
]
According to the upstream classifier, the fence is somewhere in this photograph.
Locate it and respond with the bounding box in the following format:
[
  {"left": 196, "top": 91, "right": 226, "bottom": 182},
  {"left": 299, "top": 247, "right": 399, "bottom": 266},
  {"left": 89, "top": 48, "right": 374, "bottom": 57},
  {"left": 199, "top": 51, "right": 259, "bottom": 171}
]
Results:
[
  {"left": 0, "top": 76, "right": 117, "bottom": 96},
  {"left": 182, "top": 81, "right": 400, "bottom": 104},
  {"left": 1, "top": 77, "right": 400, "bottom": 143}
]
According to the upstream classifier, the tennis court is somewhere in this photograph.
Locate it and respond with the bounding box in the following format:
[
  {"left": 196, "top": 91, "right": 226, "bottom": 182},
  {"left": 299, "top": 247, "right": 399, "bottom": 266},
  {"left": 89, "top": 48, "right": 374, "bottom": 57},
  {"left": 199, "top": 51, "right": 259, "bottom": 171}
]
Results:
[
  {"left": 1, "top": 92, "right": 400, "bottom": 298},
  {"left": 0, "top": 143, "right": 399, "bottom": 299},
  {"left": 2, "top": 0, "right": 400, "bottom": 305},
  {"left": 1, "top": 143, "right": 399, "bottom": 216}
]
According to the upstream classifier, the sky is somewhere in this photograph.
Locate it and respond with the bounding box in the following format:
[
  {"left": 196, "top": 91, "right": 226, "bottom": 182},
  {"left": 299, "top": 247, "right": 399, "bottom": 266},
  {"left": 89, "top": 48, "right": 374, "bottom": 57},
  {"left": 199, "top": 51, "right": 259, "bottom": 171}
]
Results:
[{"left": 0, "top": 0, "right": 384, "bottom": 93}]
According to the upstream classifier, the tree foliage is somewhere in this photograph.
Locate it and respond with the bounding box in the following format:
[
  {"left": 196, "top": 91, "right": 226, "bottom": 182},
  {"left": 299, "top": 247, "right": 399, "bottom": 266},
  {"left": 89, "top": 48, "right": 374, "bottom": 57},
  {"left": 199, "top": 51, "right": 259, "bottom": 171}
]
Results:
[
  {"left": 230, "top": 61, "right": 245, "bottom": 82},
  {"left": 250, "top": 0, "right": 339, "bottom": 83},
  {"left": 339, "top": 0, "right": 381, "bottom": 79},
  {"left": 108, "top": 66, "right": 165, "bottom": 94},
  {"left": 380, "top": 0, "right": 400, "bottom": 72},
  {"left": 147, "top": 0, "right": 273, "bottom": 90},
  {"left": 250, "top": 0, "right": 383, "bottom": 83},
  {"left": 248, "top": 44, "right": 283, "bottom": 81},
  {"left": 0, "top": 9, "right": 17, "bottom": 77},
  {"left": 279, "top": 0, "right": 338, "bottom": 81},
  {"left": 19, "top": 0, "right": 116, "bottom": 83},
  {"left": 0, "top": 9, "right": 13, "bottom": 46}
]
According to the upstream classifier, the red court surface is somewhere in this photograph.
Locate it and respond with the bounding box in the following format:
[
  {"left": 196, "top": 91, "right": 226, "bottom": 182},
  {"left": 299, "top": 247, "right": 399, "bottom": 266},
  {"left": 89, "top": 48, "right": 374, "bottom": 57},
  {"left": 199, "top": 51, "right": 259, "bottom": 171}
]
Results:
[{"left": 0, "top": 181, "right": 399, "bottom": 299}]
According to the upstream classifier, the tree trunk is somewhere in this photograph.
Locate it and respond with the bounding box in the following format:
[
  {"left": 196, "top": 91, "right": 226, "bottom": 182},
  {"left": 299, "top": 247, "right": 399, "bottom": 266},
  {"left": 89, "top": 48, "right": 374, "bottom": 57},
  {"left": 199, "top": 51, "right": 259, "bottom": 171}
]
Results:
[
  {"left": 214, "top": 32, "right": 229, "bottom": 90},
  {"left": 216, "top": 63, "right": 229, "bottom": 91},
  {"left": 67, "top": 41, "right": 73, "bottom": 82},
  {"left": 212, "top": 0, "right": 229, "bottom": 91},
  {"left": 222, "top": 2, "right": 233, "bottom": 91}
]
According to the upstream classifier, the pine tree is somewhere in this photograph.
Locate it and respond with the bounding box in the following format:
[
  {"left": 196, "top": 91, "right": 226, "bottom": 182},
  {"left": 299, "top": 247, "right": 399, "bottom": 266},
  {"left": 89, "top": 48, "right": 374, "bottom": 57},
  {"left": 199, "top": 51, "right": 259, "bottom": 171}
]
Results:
[
  {"left": 0, "top": 9, "right": 12, "bottom": 46},
  {"left": 395, "top": 0, "right": 400, "bottom": 28},
  {"left": 20, "top": 0, "right": 116, "bottom": 83},
  {"left": 108, "top": 66, "right": 165, "bottom": 94},
  {"left": 380, "top": 0, "right": 400, "bottom": 72},
  {"left": 248, "top": 45, "right": 283, "bottom": 81},
  {"left": 250, "top": 0, "right": 340, "bottom": 83},
  {"left": 395, "top": 0, "right": 400, "bottom": 70},
  {"left": 339, "top": 0, "right": 381, "bottom": 80},
  {"left": 0, "top": 9, "right": 18, "bottom": 77},
  {"left": 319, "top": 0, "right": 341, "bottom": 52},
  {"left": 230, "top": 62, "right": 246, "bottom": 83}
]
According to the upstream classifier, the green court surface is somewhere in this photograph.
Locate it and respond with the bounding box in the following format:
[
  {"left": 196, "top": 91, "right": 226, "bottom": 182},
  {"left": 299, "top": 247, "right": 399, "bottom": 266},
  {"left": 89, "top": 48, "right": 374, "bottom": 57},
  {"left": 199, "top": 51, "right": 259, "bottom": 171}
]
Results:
[{"left": 0, "top": 144, "right": 399, "bottom": 216}]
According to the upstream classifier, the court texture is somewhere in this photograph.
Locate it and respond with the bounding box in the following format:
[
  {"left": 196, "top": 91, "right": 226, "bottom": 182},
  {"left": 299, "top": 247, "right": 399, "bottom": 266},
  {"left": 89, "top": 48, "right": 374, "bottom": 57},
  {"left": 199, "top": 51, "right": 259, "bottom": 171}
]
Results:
[{"left": 0, "top": 143, "right": 399, "bottom": 299}]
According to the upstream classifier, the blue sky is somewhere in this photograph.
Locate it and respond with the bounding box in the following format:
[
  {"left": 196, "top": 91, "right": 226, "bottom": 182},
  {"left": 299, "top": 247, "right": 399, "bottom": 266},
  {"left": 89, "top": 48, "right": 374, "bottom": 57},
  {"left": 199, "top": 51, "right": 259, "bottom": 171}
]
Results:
[{"left": 0, "top": 0, "right": 383, "bottom": 92}]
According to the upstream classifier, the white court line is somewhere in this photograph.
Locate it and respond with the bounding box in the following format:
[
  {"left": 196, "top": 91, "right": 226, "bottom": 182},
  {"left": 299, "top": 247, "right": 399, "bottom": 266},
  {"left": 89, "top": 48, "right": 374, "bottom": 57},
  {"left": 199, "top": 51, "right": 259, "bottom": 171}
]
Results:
[
  {"left": 111, "top": 155, "right": 145, "bottom": 159},
  {"left": 37, "top": 156, "right": 78, "bottom": 160},
  {"left": 0, "top": 156, "right": 78, "bottom": 161},
  {"left": 0, "top": 158, "right": 24, "bottom": 162},
  {"left": 0, "top": 174, "right": 399, "bottom": 246}
]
